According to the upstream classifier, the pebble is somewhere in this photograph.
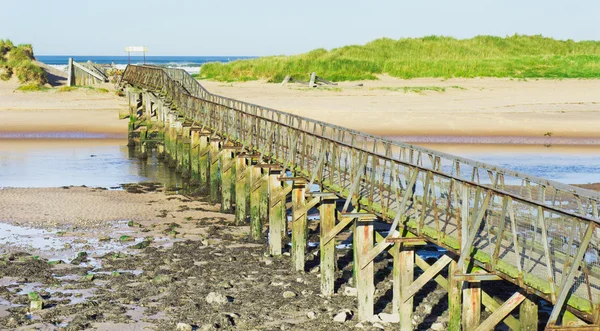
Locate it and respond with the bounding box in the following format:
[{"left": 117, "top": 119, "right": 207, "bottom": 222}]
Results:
[
  {"left": 333, "top": 310, "right": 351, "bottom": 322},
  {"left": 343, "top": 286, "right": 357, "bottom": 297},
  {"left": 283, "top": 290, "right": 297, "bottom": 298},
  {"left": 176, "top": 323, "right": 192, "bottom": 331},
  {"left": 206, "top": 292, "right": 228, "bottom": 305},
  {"left": 431, "top": 322, "right": 445, "bottom": 331},
  {"left": 377, "top": 313, "right": 399, "bottom": 323},
  {"left": 372, "top": 322, "right": 385, "bottom": 330},
  {"left": 306, "top": 311, "right": 316, "bottom": 320}
]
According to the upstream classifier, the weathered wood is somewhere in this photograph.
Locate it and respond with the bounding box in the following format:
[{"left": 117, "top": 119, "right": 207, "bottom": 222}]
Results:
[
  {"left": 209, "top": 140, "right": 220, "bottom": 204},
  {"left": 198, "top": 134, "right": 210, "bottom": 188},
  {"left": 292, "top": 181, "right": 308, "bottom": 270},
  {"left": 520, "top": 294, "right": 538, "bottom": 331},
  {"left": 463, "top": 280, "right": 482, "bottom": 330},
  {"left": 250, "top": 165, "right": 264, "bottom": 242},
  {"left": 474, "top": 292, "right": 525, "bottom": 331},
  {"left": 268, "top": 169, "right": 285, "bottom": 255},
  {"left": 181, "top": 126, "right": 191, "bottom": 177},
  {"left": 235, "top": 156, "right": 249, "bottom": 225},
  {"left": 309, "top": 72, "right": 316, "bottom": 88},
  {"left": 190, "top": 131, "right": 200, "bottom": 182},
  {"left": 449, "top": 260, "right": 462, "bottom": 331},
  {"left": 320, "top": 195, "right": 337, "bottom": 296},
  {"left": 404, "top": 255, "right": 452, "bottom": 300},
  {"left": 220, "top": 149, "right": 234, "bottom": 213},
  {"left": 354, "top": 217, "right": 375, "bottom": 322},
  {"left": 398, "top": 246, "right": 414, "bottom": 329}
]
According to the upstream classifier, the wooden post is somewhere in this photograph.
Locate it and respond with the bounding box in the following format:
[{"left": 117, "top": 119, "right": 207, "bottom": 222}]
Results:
[
  {"left": 319, "top": 194, "right": 337, "bottom": 296},
  {"left": 397, "top": 244, "right": 414, "bottom": 329},
  {"left": 520, "top": 294, "right": 538, "bottom": 331},
  {"left": 268, "top": 168, "right": 285, "bottom": 256},
  {"left": 190, "top": 130, "right": 200, "bottom": 183},
  {"left": 175, "top": 121, "right": 184, "bottom": 172},
  {"left": 292, "top": 181, "right": 308, "bottom": 271},
  {"left": 209, "top": 139, "right": 220, "bottom": 204},
  {"left": 354, "top": 216, "right": 375, "bottom": 322},
  {"left": 198, "top": 134, "right": 209, "bottom": 189},
  {"left": 448, "top": 259, "right": 462, "bottom": 331},
  {"left": 235, "top": 155, "right": 250, "bottom": 225},
  {"left": 259, "top": 167, "right": 269, "bottom": 231},
  {"left": 462, "top": 278, "right": 481, "bottom": 330},
  {"left": 181, "top": 126, "right": 191, "bottom": 178},
  {"left": 220, "top": 148, "right": 235, "bottom": 213},
  {"left": 250, "top": 165, "right": 263, "bottom": 242}
]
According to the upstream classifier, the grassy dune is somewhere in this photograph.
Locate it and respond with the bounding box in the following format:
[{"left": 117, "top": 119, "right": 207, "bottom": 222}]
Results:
[
  {"left": 0, "top": 39, "right": 47, "bottom": 85},
  {"left": 198, "top": 35, "right": 600, "bottom": 82}
]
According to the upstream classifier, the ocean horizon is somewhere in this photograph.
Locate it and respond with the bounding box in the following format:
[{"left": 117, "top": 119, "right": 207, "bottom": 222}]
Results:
[{"left": 36, "top": 55, "right": 255, "bottom": 75}]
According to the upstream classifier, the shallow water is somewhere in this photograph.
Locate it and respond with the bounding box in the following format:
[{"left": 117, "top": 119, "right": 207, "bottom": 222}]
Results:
[
  {"left": 0, "top": 139, "right": 181, "bottom": 188},
  {"left": 415, "top": 143, "right": 600, "bottom": 185}
]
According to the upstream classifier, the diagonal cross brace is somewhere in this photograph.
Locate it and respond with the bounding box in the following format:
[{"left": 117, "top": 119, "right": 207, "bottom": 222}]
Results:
[
  {"left": 457, "top": 190, "right": 492, "bottom": 270},
  {"left": 403, "top": 255, "right": 452, "bottom": 301},
  {"left": 292, "top": 196, "right": 320, "bottom": 222},
  {"left": 474, "top": 292, "right": 525, "bottom": 331}
]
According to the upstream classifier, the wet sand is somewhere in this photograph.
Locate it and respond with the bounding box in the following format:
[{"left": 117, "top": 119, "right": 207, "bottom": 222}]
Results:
[
  {"left": 201, "top": 76, "right": 600, "bottom": 142},
  {"left": 0, "top": 78, "right": 127, "bottom": 137}
]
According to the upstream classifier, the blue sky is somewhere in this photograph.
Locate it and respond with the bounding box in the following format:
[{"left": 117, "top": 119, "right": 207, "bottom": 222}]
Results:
[{"left": 2, "top": 0, "right": 598, "bottom": 56}]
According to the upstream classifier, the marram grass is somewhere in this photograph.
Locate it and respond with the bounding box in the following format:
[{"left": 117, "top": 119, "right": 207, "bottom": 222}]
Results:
[
  {"left": 198, "top": 35, "right": 600, "bottom": 82},
  {"left": 0, "top": 39, "right": 47, "bottom": 85}
]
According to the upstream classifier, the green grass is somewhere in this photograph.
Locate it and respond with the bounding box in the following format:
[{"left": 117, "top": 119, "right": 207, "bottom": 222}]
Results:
[
  {"left": 15, "top": 83, "right": 49, "bottom": 92},
  {"left": 58, "top": 85, "right": 110, "bottom": 93},
  {"left": 370, "top": 85, "right": 466, "bottom": 93},
  {"left": 0, "top": 39, "right": 46, "bottom": 85},
  {"left": 198, "top": 35, "right": 600, "bottom": 82}
]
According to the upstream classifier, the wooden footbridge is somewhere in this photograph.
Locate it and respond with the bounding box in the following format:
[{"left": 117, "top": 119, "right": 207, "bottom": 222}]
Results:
[{"left": 121, "top": 65, "right": 600, "bottom": 330}]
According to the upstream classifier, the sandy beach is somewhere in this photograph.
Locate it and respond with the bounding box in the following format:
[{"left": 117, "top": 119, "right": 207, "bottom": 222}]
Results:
[
  {"left": 201, "top": 76, "right": 600, "bottom": 143},
  {"left": 0, "top": 78, "right": 128, "bottom": 137}
]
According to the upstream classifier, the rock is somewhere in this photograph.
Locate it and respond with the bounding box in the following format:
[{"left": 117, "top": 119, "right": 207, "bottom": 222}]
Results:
[
  {"left": 333, "top": 310, "right": 351, "bottom": 323},
  {"left": 377, "top": 313, "right": 399, "bottom": 323},
  {"left": 431, "top": 322, "right": 445, "bottom": 331},
  {"left": 176, "top": 323, "right": 192, "bottom": 331},
  {"left": 283, "top": 291, "right": 297, "bottom": 298},
  {"left": 263, "top": 258, "right": 273, "bottom": 265},
  {"left": 343, "top": 286, "right": 357, "bottom": 297},
  {"left": 306, "top": 311, "right": 316, "bottom": 320},
  {"left": 373, "top": 323, "right": 385, "bottom": 330},
  {"left": 206, "top": 292, "right": 228, "bottom": 305},
  {"left": 354, "top": 322, "right": 364, "bottom": 328}
]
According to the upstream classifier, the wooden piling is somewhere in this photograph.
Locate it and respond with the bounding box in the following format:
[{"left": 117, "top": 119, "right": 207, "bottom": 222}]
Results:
[
  {"left": 198, "top": 134, "right": 210, "bottom": 189},
  {"left": 190, "top": 130, "right": 200, "bottom": 183},
  {"left": 235, "top": 155, "right": 250, "bottom": 225},
  {"left": 354, "top": 216, "right": 375, "bottom": 322},
  {"left": 268, "top": 168, "right": 285, "bottom": 256},
  {"left": 397, "top": 244, "right": 414, "bottom": 329},
  {"left": 175, "top": 121, "right": 184, "bottom": 172},
  {"left": 220, "top": 148, "right": 235, "bottom": 213},
  {"left": 319, "top": 194, "right": 337, "bottom": 296},
  {"left": 181, "top": 126, "right": 191, "bottom": 178},
  {"left": 463, "top": 275, "right": 481, "bottom": 329},
  {"left": 520, "top": 294, "right": 538, "bottom": 331},
  {"left": 250, "top": 165, "right": 264, "bottom": 242},
  {"left": 448, "top": 260, "right": 462, "bottom": 331},
  {"left": 209, "top": 140, "right": 220, "bottom": 203},
  {"left": 292, "top": 181, "right": 307, "bottom": 271}
]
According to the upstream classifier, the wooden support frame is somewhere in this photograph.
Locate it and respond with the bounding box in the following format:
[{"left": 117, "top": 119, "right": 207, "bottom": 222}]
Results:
[
  {"left": 250, "top": 165, "right": 267, "bottom": 242},
  {"left": 291, "top": 180, "right": 308, "bottom": 270},
  {"left": 268, "top": 168, "right": 286, "bottom": 256},
  {"left": 316, "top": 192, "right": 338, "bottom": 296},
  {"left": 209, "top": 140, "right": 221, "bottom": 203},
  {"left": 353, "top": 214, "right": 376, "bottom": 322},
  {"left": 474, "top": 292, "right": 525, "bottom": 331},
  {"left": 235, "top": 155, "right": 250, "bottom": 225},
  {"left": 220, "top": 148, "right": 235, "bottom": 213}
]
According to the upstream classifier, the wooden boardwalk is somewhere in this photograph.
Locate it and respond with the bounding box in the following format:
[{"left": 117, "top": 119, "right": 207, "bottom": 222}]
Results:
[{"left": 122, "top": 65, "right": 600, "bottom": 330}]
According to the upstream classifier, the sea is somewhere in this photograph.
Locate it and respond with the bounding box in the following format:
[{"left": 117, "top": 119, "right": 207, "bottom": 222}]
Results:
[{"left": 36, "top": 55, "right": 255, "bottom": 75}]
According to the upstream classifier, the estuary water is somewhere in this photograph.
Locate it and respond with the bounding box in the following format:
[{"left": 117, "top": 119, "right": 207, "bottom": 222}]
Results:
[{"left": 0, "top": 138, "right": 598, "bottom": 189}]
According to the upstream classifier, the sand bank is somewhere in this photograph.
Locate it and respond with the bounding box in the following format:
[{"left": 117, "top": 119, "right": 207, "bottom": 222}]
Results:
[
  {"left": 0, "top": 79, "right": 127, "bottom": 137},
  {"left": 200, "top": 76, "right": 600, "bottom": 143}
]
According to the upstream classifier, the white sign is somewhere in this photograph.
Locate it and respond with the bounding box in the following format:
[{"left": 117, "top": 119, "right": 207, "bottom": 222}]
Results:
[{"left": 125, "top": 46, "right": 148, "bottom": 52}]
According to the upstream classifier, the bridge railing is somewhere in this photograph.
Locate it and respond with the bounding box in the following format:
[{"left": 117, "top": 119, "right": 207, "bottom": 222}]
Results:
[
  {"left": 123, "top": 64, "right": 600, "bottom": 322},
  {"left": 159, "top": 66, "right": 600, "bottom": 222}
]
